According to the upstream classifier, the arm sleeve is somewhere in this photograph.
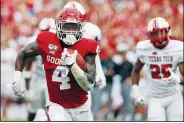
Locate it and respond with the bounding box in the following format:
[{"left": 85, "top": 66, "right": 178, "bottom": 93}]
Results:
[
  {"left": 36, "top": 32, "right": 46, "bottom": 56},
  {"left": 87, "top": 39, "right": 100, "bottom": 54}
]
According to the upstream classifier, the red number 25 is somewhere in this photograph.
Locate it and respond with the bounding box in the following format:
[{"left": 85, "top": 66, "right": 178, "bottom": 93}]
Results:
[{"left": 150, "top": 64, "right": 172, "bottom": 79}]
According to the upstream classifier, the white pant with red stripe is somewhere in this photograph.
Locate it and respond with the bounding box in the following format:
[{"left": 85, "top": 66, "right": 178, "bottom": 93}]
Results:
[{"left": 46, "top": 99, "right": 93, "bottom": 121}]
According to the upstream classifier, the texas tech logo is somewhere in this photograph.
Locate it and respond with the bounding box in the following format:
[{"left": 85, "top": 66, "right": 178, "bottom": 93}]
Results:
[{"left": 48, "top": 44, "right": 58, "bottom": 55}]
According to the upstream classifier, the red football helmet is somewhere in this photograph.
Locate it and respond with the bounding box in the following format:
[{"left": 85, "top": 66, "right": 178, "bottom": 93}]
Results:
[
  {"left": 147, "top": 17, "right": 171, "bottom": 49},
  {"left": 55, "top": 8, "right": 85, "bottom": 45}
]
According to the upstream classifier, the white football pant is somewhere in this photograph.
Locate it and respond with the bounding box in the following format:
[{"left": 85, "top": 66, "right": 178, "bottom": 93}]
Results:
[
  {"left": 148, "top": 92, "right": 183, "bottom": 121},
  {"left": 46, "top": 100, "right": 93, "bottom": 121}
]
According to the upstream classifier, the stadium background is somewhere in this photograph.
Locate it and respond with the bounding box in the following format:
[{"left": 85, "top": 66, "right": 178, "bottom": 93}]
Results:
[{"left": 1, "top": 0, "right": 183, "bottom": 121}]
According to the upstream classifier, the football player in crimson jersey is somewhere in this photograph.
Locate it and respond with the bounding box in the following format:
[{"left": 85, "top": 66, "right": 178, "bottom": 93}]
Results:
[
  {"left": 131, "top": 17, "right": 183, "bottom": 121},
  {"left": 12, "top": 8, "right": 99, "bottom": 121}
]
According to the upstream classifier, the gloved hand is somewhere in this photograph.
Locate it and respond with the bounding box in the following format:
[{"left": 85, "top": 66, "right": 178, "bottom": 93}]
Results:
[
  {"left": 12, "top": 82, "right": 27, "bottom": 97},
  {"left": 61, "top": 48, "right": 78, "bottom": 66},
  {"left": 131, "top": 85, "right": 144, "bottom": 105},
  {"left": 162, "top": 68, "right": 181, "bottom": 85},
  {"left": 95, "top": 73, "right": 106, "bottom": 89}
]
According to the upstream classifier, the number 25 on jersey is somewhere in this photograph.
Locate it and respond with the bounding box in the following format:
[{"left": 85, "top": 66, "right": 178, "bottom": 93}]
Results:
[{"left": 150, "top": 64, "right": 172, "bottom": 79}]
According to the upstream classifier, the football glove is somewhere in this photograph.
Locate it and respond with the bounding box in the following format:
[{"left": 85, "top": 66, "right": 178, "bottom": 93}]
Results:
[
  {"left": 162, "top": 68, "right": 181, "bottom": 85},
  {"left": 131, "top": 85, "right": 144, "bottom": 105}
]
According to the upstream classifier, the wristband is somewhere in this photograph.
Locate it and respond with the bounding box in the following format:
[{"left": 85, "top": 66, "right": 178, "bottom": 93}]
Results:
[
  {"left": 13, "top": 71, "right": 22, "bottom": 83},
  {"left": 23, "top": 71, "right": 32, "bottom": 79}
]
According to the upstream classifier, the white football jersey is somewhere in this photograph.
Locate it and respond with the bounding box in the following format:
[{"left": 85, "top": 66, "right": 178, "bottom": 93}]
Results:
[{"left": 136, "top": 39, "right": 183, "bottom": 97}]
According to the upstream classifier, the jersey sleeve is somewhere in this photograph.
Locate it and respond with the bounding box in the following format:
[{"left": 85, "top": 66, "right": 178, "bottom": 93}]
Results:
[
  {"left": 136, "top": 42, "right": 145, "bottom": 64},
  {"left": 36, "top": 32, "right": 46, "bottom": 56},
  {"left": 87, "top": 39, "right": 100, "bottom": 54}
]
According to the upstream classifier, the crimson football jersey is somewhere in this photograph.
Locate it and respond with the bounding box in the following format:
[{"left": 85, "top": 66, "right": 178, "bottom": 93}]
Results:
[{"left": 36, "top": 31, "right": 99, "bottom": 108}]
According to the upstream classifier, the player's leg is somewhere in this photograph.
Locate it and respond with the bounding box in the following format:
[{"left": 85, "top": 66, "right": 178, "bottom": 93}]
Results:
[
  {"left": 166, "top": 92, "right": 183, "bottom": 121},
  {"left": 33, "top": 108, "right": 47, "bottom": 121},
  {"left": 46, "top": 103, "right": 72, "bottom": 121},
  {"left": 147, "top": 97, "right": 166, "bottom": 121},
  {"left": 27, "top": 112, "right": 36, "bottom": 121},
  {"left": 33, "top": 88, "right": 48, "bottom": 121},
  {"left": 121, "top": 82, "right": 134, "bottom": 121},
  {"left": 27, "top": 75, "right": 44, "bottom": 121},
  {"left": 27, "top": 96, "right": 42, "bottom": 121},
  {"left": 68, "top": 98, "right": 93, "bottom": 121},
  {"left": 72, "top": 109, "right": 94, "bottom": 121},
  {"left": 90, "top": 86, "right": 102, "bottom": 120}
]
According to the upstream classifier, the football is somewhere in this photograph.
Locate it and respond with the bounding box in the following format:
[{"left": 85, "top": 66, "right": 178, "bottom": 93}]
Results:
[{"left": 67, "top": 49, "right": 87, "bottom": 71}]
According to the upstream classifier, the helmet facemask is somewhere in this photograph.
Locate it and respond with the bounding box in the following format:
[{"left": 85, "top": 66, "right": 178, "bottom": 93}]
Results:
[
  {"left": 55, "top": 20, "right": 84, "bottom": 45},
  {"left": 147, "top": 28, "right": 170, "bottom": 49}
]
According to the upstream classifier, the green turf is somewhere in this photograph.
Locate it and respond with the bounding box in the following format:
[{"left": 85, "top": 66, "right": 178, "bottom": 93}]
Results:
[{"left": 1, "top": 116, "right": 25, "bottom": 121}]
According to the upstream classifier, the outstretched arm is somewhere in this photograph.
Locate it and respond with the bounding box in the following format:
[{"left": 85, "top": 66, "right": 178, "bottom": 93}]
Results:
[
  {"left": 13, "top": 42, "right": 40, "bottom": 96},
  {"left": 15, "top": 42, "right": 39, "bottom": 71}
]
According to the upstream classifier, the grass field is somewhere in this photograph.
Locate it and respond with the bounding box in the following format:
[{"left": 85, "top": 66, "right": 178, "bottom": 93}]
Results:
[{"left": 1, "top": 116, "right": 25, "bottom": 121}]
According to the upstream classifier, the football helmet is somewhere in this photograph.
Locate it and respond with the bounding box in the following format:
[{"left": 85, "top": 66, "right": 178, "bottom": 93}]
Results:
[
  {"left": 55, "top": 8, "right": 85, "bottom": 45},
  {"left": 39, "top": 18, "right": 55, "bottom": 31},
  {"left": 83, "top": 22, "right": 102, "bottom": 41},
  {"left": 147, "top": 17, "right": 171, "bottom": 49},
  {"left": 64, "top": 1, "right": 85, "bottom": 15}
]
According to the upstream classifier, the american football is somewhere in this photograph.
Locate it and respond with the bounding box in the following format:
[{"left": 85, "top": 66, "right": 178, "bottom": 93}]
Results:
[{"left": 67, "top": 49, "right": 87, "bottom": 71}]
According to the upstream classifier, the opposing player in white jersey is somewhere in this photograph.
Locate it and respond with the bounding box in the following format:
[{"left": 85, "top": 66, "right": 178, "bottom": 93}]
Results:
[
  {"left": 131, "top": 17, "right": 183, "bottom": 121},
  {"left": 25, "top": 18, "right": 54, "bottom": 121}
]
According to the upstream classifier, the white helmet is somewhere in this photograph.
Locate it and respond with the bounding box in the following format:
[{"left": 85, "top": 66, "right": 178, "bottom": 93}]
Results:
[
  {"left": 147, "top": 17, "right": 170, "bottom": 48},
  {"left": 83, "top": 22, "right": 102, "bottom": 41},
  {"left": 147, "top": 17, "right": 170, "bottom": 32},
  {"left": 39, "top": 18, "right": 55, "bottom": 31},
  {"left": 64, "top": 1, "right": 85, "bottom": 15}
]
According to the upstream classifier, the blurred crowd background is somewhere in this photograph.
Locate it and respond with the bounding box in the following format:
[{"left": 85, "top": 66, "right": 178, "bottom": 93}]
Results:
[{"left": 1, "top": 0, "right": 183, "bottom": 121}]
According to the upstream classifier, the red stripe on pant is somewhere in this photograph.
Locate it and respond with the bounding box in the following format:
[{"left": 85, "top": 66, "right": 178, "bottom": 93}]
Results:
[{"left": 46, "top": 106, "right": 50, "bottom": 121}]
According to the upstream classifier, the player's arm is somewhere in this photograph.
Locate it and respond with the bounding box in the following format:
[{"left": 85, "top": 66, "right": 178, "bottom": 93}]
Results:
[
  {"left": 13, "top": 42, "right": 39, "bottom": 96},
  {"left": 178, "top": 62, "right": 184, "bottom": 85},
  {"left": 131, "top": 58, "right": 145, "bottom": 105},
  {"left": 131, "top": 59, "right": 144, "bottom": 85},
  {"left": 70, "top": 53, "right": 96, "bottom": 91},
  {"left": 15, "top": 42, "right": 39, "bottom": 71},
  {"left": 24, "top": 58, "right": 35, "bottom": 90}
]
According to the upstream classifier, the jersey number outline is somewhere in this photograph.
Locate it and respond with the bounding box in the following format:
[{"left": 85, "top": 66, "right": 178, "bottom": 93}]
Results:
[
  {"left": 150, "top": 64, "right": 172, "bottom": 79},
  {"left": 52, "top": 66, "right": 70, "bottom": 90}
]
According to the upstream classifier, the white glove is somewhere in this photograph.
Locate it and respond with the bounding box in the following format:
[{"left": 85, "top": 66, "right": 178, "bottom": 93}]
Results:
[
  {"left": 95, "top": 73, "right": 106, "bottom": 89},
  {"left": 131, "top": 85, "right": 144, "bottom": 105},
  {"left": 61, "top": 48, "right": 78, "bottom": 66},
  {"left": 162, "top": 68, "right": 181, "bottom": 85},
  {"left": 12, "top": 82, "right": 27, "bottom": 97}
]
